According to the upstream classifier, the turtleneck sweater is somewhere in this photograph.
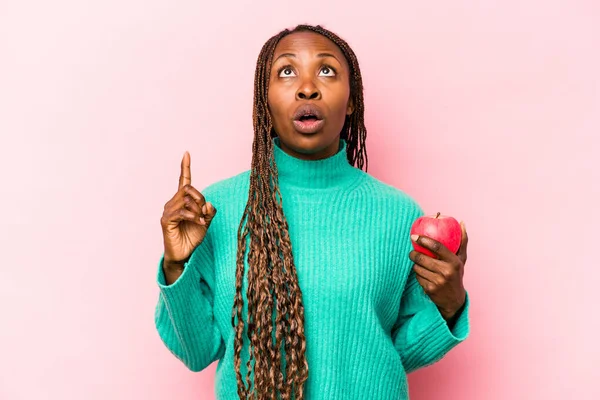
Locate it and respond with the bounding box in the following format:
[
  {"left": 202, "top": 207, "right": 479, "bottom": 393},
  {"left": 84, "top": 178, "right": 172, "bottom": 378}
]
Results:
[{"left": 154, "top": 137, "right": 470, "bottom": 399}]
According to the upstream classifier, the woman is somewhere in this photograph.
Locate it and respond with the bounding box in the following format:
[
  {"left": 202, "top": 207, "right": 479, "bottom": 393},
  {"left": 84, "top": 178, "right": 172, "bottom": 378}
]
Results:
[{"left": 155, "top": 24, "right": 470, "bottom": 400}]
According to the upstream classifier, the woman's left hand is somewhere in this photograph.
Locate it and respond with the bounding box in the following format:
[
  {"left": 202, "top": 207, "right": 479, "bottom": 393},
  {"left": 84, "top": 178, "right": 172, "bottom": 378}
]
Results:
[{"left": 409, "top": 222, "right": 468, "bottom": 321}]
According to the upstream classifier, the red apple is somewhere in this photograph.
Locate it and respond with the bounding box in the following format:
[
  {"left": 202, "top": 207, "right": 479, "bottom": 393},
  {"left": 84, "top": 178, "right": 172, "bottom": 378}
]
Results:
[{"left": 410, "top": 212, "right": 462, "bottom": 259}]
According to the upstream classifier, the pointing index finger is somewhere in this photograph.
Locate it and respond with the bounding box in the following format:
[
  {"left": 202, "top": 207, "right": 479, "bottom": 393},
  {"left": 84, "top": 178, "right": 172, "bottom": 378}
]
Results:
[{"left": 178, "top": 151, "right": 191, "bottom": 190}]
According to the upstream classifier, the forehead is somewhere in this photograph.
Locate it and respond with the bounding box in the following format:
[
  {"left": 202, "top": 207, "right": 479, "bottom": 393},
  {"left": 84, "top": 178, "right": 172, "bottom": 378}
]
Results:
[{"left": 273, "top": 31, "right": 347, "bottom": 64}]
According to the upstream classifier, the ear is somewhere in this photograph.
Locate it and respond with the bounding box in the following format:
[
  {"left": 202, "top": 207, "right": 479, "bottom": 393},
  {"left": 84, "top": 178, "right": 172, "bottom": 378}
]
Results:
[{"left": 346, "top": 97, "right": 354, "bottom": 116}]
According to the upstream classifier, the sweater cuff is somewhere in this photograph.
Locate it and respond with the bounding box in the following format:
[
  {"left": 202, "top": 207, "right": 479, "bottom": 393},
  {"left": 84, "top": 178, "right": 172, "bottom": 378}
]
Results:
[
  {"left": 156, "top": 253, "right": 201, "bottom": 305},
  {"left": 429, "top": 291, "right": 470, "bottom": 345},
  {"left": 445, "top": 291, "right": 470, "bottom": 340},
  {"left": 404, "top": 292, "right": 470, "bottom": 369}
]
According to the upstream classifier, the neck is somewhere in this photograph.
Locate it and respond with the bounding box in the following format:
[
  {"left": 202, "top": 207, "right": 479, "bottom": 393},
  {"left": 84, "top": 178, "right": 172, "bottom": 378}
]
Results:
[{"left": 271, "top": 137, "right": 358, "bottom": 190}]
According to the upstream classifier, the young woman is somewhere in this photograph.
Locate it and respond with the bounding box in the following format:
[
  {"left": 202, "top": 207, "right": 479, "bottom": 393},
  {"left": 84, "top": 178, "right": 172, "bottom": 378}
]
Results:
[{"left": 155, "top": 24, "right": 470, "bottom": 400}]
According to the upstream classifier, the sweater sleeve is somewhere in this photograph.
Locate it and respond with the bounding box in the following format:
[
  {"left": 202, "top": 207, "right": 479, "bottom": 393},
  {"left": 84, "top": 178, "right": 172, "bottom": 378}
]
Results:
[
  {"left": 391, "top": 268, "right": 470, "bottom": 373},
  {"left": 154, "top": 229, "right": 226, "bottom": 372}
]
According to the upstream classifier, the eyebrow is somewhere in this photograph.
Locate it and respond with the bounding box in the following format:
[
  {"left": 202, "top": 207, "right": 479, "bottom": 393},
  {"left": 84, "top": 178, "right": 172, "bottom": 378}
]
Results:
[{"left": 273, "top": 52, "right": 341, "bottom": 63}]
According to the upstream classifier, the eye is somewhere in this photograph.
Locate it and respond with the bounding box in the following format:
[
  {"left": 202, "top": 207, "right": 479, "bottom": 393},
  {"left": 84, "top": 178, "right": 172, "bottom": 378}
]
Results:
[
  {"left": 278, "top": 67, "right": 296, "bottom": 77},
  {"left": 319, "top": 66, "right": 336, "bottom": 77}
]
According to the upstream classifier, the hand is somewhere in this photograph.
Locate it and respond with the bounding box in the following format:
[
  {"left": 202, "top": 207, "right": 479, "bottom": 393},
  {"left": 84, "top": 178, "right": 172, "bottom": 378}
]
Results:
[
  {"left": 160, "top": 151, "right": 217, "bottom": 268},
  {"left": 409, "top": 222, "right": 468, "bottom": 320}
]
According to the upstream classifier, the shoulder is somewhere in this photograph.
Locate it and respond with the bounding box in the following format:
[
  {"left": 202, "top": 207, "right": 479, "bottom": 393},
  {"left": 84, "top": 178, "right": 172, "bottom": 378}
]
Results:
[
  {"left": 199, "top": 170, "right": 251, "bottom": 204},
  {"left": 359, "top": 172, "right": 425, "bottom": 219}
]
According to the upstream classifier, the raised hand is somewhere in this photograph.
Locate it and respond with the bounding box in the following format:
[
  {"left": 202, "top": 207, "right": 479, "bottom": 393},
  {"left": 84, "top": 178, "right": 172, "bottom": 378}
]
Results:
[{"left": 160, "top": 151, "right": 217, "bottom": 269}]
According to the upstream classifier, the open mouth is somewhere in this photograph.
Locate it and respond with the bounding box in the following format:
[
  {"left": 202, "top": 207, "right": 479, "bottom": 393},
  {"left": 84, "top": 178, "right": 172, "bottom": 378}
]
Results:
[
  {"left": 298, "top": 114, "right": 319, "bottom": 122},
  {"left": 293, "top": 105, "right": 325, "bottom": 134}
]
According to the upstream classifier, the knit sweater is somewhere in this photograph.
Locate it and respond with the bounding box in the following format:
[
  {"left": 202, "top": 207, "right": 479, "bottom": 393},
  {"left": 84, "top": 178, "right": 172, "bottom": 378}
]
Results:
[{"left": 154, "top": 137, "right": 470, "bottom": 399}]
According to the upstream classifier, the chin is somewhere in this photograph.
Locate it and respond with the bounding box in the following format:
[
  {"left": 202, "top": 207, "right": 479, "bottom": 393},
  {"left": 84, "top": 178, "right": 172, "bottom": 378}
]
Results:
[{"left": 287, "top": 133, "right": 329, "bottom": 154}]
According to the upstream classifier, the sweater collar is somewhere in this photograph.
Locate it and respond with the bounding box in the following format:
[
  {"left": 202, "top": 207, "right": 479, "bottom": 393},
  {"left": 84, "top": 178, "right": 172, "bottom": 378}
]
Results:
[{"left": 272, "top": 137, "right": 358, "bottom": 190}]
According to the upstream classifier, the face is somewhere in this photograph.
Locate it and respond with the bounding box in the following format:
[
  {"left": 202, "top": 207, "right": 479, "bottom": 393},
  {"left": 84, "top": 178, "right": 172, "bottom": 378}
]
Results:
[{"left": 267, "top": 31, "right": 354, "bottom": 160}]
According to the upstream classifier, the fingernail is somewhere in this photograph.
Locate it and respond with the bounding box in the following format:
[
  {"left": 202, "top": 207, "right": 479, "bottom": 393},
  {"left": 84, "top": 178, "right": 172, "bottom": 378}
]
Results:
[
  {"left": 202, "top": 204, "right": 207, "bottom": 214},
  {"left": 199, "top": 217, "right": 206, "bottom": 225},
  {"left": 411, "top": 234, "right": 419, "bottom": 242}
]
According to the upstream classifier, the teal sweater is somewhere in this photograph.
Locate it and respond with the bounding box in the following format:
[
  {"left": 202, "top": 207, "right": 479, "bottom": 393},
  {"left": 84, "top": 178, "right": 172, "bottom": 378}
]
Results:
[{"left": 155, "top": 137, "right": 470, "bottom": 399}]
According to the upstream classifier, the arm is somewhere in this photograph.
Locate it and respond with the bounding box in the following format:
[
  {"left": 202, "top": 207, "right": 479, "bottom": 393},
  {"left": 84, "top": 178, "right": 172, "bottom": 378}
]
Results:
[
  {"left": 154, "top": 229, "right": 225, "bottom": 372},
  {"left": 391, "top": 269, "right": 470, "bottom": 374}
]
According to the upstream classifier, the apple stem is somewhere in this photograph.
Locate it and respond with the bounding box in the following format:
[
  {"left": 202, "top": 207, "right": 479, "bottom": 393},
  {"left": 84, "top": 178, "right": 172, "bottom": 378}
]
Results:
[{"left": 436, "top": 212, "right": 441, "bottom": 219}]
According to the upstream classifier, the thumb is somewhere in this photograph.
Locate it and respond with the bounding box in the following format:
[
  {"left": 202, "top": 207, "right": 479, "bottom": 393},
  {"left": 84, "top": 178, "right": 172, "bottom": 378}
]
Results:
[
  {"left": 202, "top": 202, "right": 218, "bottom": 225},
  {"left": 458, "top": 221, "right": 468, "bottom": 261}
]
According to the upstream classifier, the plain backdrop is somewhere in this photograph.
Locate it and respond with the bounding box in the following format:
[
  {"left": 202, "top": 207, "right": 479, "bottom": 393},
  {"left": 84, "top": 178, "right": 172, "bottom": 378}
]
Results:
[{"left": 1, "top": 0, "right": 598, "bottom": 399}]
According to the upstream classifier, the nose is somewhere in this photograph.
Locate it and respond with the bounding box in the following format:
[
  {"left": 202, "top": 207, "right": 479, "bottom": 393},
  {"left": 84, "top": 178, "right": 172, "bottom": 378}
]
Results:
[{"left": 296, "top": 79, "right": 321, "bottom": 101}]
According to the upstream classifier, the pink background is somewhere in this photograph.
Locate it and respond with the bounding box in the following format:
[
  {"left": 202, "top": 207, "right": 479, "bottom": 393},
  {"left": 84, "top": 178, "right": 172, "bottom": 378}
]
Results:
[{"left": 1, "top": 0, "right": 598, "bottom": 399}]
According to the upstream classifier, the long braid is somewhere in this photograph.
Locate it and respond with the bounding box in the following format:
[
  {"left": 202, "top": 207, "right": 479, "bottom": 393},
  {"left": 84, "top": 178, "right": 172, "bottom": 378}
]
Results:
[{"left": 232, "top": 24, "right": 368, "bottom": 400}]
